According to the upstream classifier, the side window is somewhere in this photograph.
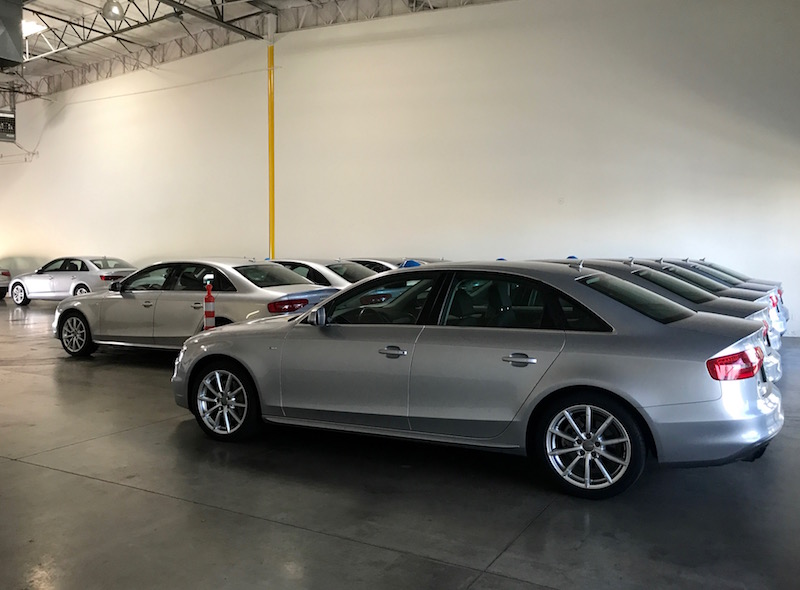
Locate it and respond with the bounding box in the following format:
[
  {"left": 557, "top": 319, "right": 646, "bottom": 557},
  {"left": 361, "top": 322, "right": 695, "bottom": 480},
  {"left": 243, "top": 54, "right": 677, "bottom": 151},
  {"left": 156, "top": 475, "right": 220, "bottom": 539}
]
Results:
[
  {"left": 42, "top": 259, "right": 64, "bottom": 272},
  {"left": 68, "top": 259, "right": 89, "bottom": 272},
  {"left": 214, "top": 271, "right": 236, "bottom": 292},
  {"left": 124, "top": 266, "right": 173, "bottom": 291},
  {"left": 172, "top": 265, "right": 218, "bottom": 291},
  {"left": 305, "top": 267, "right": 331, "bottom": 286},
  {"left": 442, "top": 274, "right": 610, "bottom": 332},
  {"left": 327, "top": 276, "right": 437, "bottom": 325}
]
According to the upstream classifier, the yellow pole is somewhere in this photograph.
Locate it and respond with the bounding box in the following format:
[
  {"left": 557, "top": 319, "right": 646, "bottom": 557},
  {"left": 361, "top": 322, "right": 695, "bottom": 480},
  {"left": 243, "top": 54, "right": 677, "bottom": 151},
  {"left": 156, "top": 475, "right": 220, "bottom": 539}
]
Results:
[{"left": 268, "top": 43, "right": 276, "bottom": 259}]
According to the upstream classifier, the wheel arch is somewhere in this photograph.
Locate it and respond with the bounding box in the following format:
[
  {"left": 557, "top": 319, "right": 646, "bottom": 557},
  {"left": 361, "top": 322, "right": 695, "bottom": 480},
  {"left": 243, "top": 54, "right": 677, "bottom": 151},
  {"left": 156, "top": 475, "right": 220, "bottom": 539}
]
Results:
[
  {"left": 57, "top": 307, "right": 88, "bottom": 337},
  {"left": 73, "top": 283, "right": 91, "bottom": 295},
  {"left": 525, "top": 385, "right": 659, "bottom": 460}
]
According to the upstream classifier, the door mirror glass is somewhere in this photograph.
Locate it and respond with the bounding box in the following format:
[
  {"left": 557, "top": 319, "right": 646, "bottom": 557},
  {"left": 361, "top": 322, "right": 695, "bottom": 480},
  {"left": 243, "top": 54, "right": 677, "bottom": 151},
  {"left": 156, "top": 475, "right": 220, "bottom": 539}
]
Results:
[{"left": 109, "top": 281, "right": 121, "bottom": 292}]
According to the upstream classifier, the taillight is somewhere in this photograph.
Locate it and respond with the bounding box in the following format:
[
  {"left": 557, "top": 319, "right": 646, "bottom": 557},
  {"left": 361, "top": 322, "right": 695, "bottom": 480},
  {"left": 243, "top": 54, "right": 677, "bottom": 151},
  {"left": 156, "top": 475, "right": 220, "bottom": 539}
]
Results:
[
  {"left": 706, "top": 347, "right": 764, "bottom": 381},
  {"left": 769, "top": 294, "right": 778, "bottom": 308},
  {"left": 1, "top": 271, "right": 10, "bottom": 277},
  {"left": 100, "top": 274, "right": 123, "bottom": 281},
  {"left": 268, "top": 298, "right": 309, "bottom": 313}
]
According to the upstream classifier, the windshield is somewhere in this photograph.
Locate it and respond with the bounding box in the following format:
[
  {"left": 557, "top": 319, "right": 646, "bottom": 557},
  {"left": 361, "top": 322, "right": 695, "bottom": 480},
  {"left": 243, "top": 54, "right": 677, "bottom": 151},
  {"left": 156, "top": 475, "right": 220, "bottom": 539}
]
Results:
[
  {"left": 664, "top": 266, "right": 726, "bottom": 293},
  {"left": 326, "top": 262, "right": 376, "bottom": 283},
  {"left": 579, "top": 274, "right": 694, "bottom": 324},
  {"left": 235, "top": 264, "right": 313, "bottom": 287},
  {"left": 704, "top": 262, "right": 750, "bottom": 282},
  {"left": 634, "top": 269, "right": 716, "bottom": 304},
  {"left": 91, "top": 257, "right": 133, "bottom": 269}
]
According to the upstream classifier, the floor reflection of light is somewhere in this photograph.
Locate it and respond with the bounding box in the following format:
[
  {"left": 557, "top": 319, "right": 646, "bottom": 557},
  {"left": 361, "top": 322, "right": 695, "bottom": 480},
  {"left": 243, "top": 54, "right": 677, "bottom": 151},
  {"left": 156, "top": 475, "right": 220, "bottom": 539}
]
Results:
[
  {"left": 283, "top": 561, "right": 304, "bottom": 580},
  {"left": 27, "top": 556, "right": 56, "bottom": 590}
]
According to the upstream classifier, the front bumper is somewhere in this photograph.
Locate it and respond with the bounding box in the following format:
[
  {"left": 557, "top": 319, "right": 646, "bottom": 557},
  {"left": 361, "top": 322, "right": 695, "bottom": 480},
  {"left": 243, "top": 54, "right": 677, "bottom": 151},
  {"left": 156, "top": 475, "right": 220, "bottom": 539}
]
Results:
[{"left": 646, "top": 383, "right": 783, "bottom": 465}]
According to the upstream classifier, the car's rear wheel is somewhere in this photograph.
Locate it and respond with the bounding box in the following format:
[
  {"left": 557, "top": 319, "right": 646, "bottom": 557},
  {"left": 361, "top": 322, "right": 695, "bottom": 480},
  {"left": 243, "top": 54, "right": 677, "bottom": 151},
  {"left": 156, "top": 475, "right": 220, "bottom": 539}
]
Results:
[
  {"left": 191, "top": 361, "right": 260, "bottom": 441},
  {"left": 532, "top": 391, "right": 646, "bottom": 499},
  {"left": 11, "top": 283, "right": 30, "bottom": 306},
  {"left": 74, "top": 284, "right": 90, "bottom": 296},
  {"left": 59, "top": 313, "right": 98, "bottom": 356}
]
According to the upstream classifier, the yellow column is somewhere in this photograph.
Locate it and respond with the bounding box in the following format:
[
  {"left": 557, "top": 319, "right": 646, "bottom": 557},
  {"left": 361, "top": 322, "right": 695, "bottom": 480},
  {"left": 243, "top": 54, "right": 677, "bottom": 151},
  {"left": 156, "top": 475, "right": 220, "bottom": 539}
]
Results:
[{"left": 268, "top": 43, "right": 276, "bottom": 259}]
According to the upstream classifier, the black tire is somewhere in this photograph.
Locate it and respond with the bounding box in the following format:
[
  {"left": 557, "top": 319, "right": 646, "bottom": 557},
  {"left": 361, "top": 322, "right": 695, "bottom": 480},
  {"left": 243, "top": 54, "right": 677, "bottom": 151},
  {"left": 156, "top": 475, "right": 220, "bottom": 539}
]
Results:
[
  {"left": 11, "top": 283, "right": 30, "bottom": 306},
  {"left": 0, "top": 287, "right": 6, "bottom": 299},
  {"left": 531, "top": 391, "right": 647, "bottom": 499},
  {"left": 190, "top": 360, "right": 261, "bottom": 442},
  {"left": 73, "top": 284, "right": 90, "bottom": 296},
  {"left": 59, "top": 312, "right": 98, "bottom": 357}
]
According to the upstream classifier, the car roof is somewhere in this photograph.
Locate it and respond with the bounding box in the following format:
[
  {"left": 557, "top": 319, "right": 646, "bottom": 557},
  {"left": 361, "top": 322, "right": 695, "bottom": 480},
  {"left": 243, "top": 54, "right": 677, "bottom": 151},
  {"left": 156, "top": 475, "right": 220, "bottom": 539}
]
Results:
[{"left": 271, "top": 258, "right": 354, "bottom": 266}]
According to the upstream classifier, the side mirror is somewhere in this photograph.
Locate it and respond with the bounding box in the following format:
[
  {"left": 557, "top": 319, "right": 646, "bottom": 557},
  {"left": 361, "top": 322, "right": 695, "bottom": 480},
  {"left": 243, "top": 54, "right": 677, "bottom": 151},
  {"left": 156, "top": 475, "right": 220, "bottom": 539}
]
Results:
[
  {"left": 109, "top": 282, "right": 121, "bottom": 292},
  {"left": 35, "top": 268, "right": 43, "bottom": 274},
  {"left": 307, "top": 306, "right": 327, "bottom": 326}
]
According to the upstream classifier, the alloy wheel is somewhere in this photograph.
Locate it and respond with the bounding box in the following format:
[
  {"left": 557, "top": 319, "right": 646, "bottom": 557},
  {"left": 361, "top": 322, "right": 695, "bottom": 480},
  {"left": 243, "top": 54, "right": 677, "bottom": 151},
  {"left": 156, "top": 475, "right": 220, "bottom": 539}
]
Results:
[
  {"left": 12, "top": 284, "right": 26, "bottom": 305},
  {"left": 75, "top": 286, "right": 89, "bottom": 296},
  {"left": 62, "top": 316, "right": 87, "bottom": 353},
  {"left": 545, "top": 404, "right": 632, "bottom": 490},
  {"left": 196, "top": 369, "right": 249, "bottom": 436}
]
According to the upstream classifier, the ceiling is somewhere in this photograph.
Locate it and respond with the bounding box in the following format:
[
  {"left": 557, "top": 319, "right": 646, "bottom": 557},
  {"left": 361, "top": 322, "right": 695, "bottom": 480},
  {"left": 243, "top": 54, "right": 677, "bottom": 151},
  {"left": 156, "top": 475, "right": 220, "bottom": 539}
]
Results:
[{"left": 1, "top": 0, "right": 504, "bottom": 105}]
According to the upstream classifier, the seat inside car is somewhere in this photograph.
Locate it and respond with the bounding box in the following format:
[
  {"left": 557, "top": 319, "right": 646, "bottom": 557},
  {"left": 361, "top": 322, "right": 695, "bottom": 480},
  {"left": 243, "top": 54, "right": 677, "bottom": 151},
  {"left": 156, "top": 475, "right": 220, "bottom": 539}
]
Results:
[
  {"left": 448, "top": 289, "right": 480, "bottom": 326},
  {"left": 485, "top": 282, "right": 517, "bottom": 327}
]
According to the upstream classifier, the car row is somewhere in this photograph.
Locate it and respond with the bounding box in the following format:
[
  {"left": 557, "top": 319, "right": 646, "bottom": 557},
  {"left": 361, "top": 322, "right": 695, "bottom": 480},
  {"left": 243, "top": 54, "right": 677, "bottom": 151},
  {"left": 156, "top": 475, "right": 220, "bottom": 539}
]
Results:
[{"left": 0, "top": 267, "right": 9, "bottom": 299}]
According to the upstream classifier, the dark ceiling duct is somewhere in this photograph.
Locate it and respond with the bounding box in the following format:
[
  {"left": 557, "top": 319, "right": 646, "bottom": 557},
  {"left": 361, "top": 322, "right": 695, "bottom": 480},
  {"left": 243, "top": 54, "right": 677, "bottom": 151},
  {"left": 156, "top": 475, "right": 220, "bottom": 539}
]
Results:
[{"left": 0, "top": 0, "right": 23, "bottom": 69}]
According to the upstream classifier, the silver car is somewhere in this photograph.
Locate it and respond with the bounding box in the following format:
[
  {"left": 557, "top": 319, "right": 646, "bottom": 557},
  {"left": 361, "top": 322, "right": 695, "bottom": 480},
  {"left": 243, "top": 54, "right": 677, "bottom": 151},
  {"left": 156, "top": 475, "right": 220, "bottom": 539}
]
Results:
[
  {"left": 172, "top": 261, "right": 783, "bottom": 499},
  {"left": 53, "top": 259, "right": 338, "bottom": 356},
  {"left": 348, "top": 258, "right": 446, "bottom": 273},
  {"left": 0, "top": 268, "right": 9, "bottom": 299},
  {"left": 10, "top": 256, "right": 136, "bottom": 305},
  {"left": 271, "top": 258, "right": 376, "bottom": 289}
]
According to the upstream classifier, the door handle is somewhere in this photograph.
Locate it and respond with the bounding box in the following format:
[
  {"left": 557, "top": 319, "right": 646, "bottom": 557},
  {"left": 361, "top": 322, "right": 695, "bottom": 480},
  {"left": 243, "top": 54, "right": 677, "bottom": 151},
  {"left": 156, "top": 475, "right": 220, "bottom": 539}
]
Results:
[
  {"left": 191, "top": 303, "right": 203, "bottom": 309},
  {"left": 378, "top": 346, "right": 407, "bottom": 359},
  {"left": 502, "top": 353, "right": 537, "bottom": 367},
  {"left": 142, "top": 301, "right": 154, "bottom": 308}
]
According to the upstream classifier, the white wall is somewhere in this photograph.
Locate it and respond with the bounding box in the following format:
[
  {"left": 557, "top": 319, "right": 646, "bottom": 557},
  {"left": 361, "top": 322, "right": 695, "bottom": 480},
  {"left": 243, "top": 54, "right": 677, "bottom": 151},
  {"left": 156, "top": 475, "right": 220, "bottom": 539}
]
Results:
[{"left": 2, "top": 0, "right": 799, "bottom": 333}]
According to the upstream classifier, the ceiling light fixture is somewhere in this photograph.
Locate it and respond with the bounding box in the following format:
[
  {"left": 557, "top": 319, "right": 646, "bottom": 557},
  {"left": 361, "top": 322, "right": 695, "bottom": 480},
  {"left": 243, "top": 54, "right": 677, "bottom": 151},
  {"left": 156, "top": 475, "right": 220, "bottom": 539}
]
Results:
[{"left": 102, "top": 0, "right": 125, "bottom": 21}]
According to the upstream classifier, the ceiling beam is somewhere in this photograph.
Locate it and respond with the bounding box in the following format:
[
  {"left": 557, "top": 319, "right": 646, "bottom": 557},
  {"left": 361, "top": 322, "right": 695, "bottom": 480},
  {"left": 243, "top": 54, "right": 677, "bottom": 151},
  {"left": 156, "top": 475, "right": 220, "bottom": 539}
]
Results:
[{"left": 158, "top": 0, "right": 262, "bottom": 40}]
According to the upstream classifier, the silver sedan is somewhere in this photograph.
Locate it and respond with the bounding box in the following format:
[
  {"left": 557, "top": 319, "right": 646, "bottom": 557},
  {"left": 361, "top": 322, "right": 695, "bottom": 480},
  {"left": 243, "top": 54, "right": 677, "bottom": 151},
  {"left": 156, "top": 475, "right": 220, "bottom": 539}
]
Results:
[
  {"left": 172, "top": 261, "right": 783, "bottom": 499},
  {"left": 270, "top": 258, "right": 376, "bottom": 289},
  {"left": 53, "top": 259, "right": 338, "bottom": 356},
  {"left": 10, "top": 256, "right": 136, "bottom": 305}
]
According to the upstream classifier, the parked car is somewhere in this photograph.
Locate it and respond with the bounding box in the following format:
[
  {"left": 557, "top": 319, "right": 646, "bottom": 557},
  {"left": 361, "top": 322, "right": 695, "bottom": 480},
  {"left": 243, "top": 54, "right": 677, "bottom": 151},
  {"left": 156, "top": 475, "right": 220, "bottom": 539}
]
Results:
[
  {"left": 347, "top": 258, "right": 447, "bottom": 273},
  {"left": 270, "top": 258, "right": 376, "bottom": 289},
  {"left": 691, "top": 258, "right": 782, "bottom": 288},
  {"left": 627, "top": 259, "right": 788, "bottom": 334},
  {"left": 172, "top": 261, "right": 782, "bottom": 499},
  {"left": 53, "top": 259, "right": 338, "bottom": 356},
  {"left": 10, "top": 256, "right": 136, "bottom": 306},
  {"left": 0, "top": 268, "right": 10, "bottom": 298},
  {"left": 663, "top": 258, "right": 780, "bottom": 294}
]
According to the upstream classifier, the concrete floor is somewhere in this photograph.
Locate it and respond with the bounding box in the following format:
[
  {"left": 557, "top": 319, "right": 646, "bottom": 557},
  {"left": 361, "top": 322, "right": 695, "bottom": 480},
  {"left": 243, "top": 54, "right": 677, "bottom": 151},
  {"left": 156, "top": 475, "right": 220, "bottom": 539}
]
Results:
[{"left": 1, "top": 302, "right": 798, "bottom": 590}]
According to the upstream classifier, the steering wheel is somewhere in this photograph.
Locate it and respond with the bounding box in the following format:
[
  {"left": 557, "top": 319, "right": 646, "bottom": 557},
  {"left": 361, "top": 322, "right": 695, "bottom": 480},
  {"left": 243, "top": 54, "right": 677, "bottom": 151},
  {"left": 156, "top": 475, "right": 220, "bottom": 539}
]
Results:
[{"left": 356, "top": 307, "right": 390, "bottom": 324}]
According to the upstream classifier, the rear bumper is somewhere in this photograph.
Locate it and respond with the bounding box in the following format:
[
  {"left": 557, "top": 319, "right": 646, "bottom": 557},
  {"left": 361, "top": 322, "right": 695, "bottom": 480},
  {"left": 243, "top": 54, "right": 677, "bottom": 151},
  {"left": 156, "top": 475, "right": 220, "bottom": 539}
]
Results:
[{"left": 645, "top": 384, "right": 783, "bottom": 465}]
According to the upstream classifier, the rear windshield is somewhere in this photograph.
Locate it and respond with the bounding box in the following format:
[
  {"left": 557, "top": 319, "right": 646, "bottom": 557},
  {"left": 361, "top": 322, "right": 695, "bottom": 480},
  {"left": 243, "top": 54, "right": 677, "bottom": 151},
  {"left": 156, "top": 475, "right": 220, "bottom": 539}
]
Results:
[
  {"left": 235, "top": 264, "right": 313, "bottom": 287},
  {"left": 688, "top": 264, "right": 739, "bottom": 286},
  {"left": 579, "top": 274, "right": 694, "bottom": 324},
  {"left": 664, "top": 266, "right": 726, "bottom": 293},
  {"left": 91, "top": 258, "right": 132, "bottom": 269},
  {"left": 704, "top": 262, "right": 750, "bottom": 282},
  {"left": 326, "top": 262, "right": 376, "bottom": 283},
  {"left": 634, "top": 269, "right": 716, "bottom": 304}
]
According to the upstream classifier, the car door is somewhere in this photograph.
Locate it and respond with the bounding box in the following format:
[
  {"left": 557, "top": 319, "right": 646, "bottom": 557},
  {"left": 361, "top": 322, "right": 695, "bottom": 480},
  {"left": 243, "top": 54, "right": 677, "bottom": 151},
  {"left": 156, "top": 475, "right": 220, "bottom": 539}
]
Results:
[
  {"left": 26, "top": 259, "right": 62, "bottom": 296},
  {"left": 95, "top": 264, "right": 175, "bottom": 345},
  {"left": 408, "top": 272, "right": 569, "bottom": 439},
  {"left": 152, "top": 264, "right": 232, "bottom": 348},
  {"left": 280, "top": 273, "right": 442, "bottom": 429},
  {"left": 51, "top": 258, "right": 86, "bottom": 296}
]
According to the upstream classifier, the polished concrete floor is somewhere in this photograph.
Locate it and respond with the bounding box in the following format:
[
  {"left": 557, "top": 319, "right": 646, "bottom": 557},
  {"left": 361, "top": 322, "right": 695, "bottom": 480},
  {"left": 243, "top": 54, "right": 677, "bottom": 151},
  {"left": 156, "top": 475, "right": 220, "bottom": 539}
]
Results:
[{"left": 1, "top": 301, "right": 798, "bottom": 590}]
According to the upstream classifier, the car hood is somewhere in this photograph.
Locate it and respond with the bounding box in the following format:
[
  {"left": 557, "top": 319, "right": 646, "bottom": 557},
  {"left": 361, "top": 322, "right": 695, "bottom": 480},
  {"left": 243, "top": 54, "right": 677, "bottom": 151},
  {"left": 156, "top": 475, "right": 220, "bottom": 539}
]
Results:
[
  {"left": 185, "top": 313, "right": 301, "bottom": 344},
  {"left": 56, "top": 290, "right": 112, "bottom": 309}
]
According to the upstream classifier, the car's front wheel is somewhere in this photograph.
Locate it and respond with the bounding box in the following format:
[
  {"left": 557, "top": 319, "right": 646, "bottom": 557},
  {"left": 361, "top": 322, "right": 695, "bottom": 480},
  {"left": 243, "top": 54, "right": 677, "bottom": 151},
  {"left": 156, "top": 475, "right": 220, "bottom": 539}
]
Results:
[
  {"left": 191, "top": 361, "right": 261, "bottom": 441},
  {"left": 532, "top": 391, "right": 646, "bottom": 499},
  {"left": 59, "top": 313, "right": 98, "bottom": 356},
  {"left": 11, "top": 283, "right": 30, "bottom": 306}
]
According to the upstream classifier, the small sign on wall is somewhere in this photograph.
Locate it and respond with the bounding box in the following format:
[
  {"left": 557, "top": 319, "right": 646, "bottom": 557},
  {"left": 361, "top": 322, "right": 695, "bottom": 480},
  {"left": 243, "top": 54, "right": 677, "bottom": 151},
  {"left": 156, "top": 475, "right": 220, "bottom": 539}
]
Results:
[{"left": 0, "top": 111, "right": 15, "bottom": 142}]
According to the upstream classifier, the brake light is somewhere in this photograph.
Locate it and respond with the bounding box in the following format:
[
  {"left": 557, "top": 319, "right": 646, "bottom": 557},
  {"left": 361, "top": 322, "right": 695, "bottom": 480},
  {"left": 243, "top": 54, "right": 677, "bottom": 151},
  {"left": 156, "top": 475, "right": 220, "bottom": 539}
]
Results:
[
  {"left": 100, "top": 274, "right": 123, "bottom": 281},
  {"left": 268, "top": 298, "right": 309, "bottom": 313},
  {"left": 706, "top": 347, "right": 764, "bottom": 381},
  {"left": 1, "top": 270, "right": 10, "bottom": 277}
]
